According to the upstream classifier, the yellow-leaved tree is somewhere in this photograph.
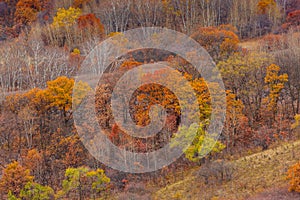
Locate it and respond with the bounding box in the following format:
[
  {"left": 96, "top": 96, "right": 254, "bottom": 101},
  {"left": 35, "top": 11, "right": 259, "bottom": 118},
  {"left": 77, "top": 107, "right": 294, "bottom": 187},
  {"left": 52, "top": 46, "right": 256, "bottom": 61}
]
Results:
[
  {"left": 45, "top": 76, "right": 74, "bottom": 114},
  {"left": 263, "top": 64, "right": 288, "bottom": 120},
  {"left": 52, "top": 7, "right": 82, "bottom": 28}
]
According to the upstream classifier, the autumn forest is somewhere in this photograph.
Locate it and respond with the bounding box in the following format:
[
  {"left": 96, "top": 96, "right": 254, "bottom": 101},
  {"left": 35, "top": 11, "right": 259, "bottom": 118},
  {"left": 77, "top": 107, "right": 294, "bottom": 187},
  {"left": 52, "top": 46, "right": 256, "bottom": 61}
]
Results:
[{"left": 0, "top": 0, "right": 300, "bottom": 199}]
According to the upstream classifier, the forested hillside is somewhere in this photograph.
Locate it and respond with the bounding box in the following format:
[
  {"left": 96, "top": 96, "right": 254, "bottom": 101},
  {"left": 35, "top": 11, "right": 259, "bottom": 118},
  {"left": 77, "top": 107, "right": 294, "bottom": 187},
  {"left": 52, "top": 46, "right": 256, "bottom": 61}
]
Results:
[{"left": 0, "top": 0, "right": 299, "bottom": 199}]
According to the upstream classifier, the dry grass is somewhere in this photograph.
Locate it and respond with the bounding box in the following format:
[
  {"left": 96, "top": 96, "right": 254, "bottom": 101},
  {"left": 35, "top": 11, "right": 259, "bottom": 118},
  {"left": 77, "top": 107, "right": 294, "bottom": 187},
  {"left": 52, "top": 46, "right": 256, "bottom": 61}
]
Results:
[
  {"left": 239, "top": 38, "right": 262, "bottom": 51},
  {"left": 153, "top": 140, "right": 300, "bottom": 200},
  {"left": 246, "top": 186, "right": 300, "bottom": 200}
]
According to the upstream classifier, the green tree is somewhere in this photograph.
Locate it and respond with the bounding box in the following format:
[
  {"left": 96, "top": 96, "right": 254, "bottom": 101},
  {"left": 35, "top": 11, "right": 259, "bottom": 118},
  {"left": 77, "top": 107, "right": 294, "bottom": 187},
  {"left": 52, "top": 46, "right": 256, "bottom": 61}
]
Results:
[
  {"left": 19, "top": 182, "right": 54, "bottom": 200},
  {"left": 7, "top": 191, "right": 20, "bottom": 200},
  {"left": 57, "top": 167, "right": 110, "bottom": 200},
  {"left": 171, "top": 123, "right": 225, "bottom": 163},
  {"left": 57, "top": 167, "right": 89, "bottom": 199},
  {"left": 86, "top": 169, "right": 111, "bottom": 195}
]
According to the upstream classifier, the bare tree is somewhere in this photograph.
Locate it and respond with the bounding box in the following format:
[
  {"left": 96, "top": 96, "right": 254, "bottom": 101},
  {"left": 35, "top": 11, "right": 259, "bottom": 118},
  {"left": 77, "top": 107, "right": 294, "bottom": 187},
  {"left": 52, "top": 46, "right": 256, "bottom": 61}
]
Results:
[
  {"left": 97, "top": 0, "right": 131, "bottom": 33},
  {"left": 131, "top": 0, "right": 164, "bottom": 28},
  {"left": 173, "top": 0, "right": 200, "bottom": 34},
  {"left": 275, "top": 29, "right": 300, "bottom": 116}
]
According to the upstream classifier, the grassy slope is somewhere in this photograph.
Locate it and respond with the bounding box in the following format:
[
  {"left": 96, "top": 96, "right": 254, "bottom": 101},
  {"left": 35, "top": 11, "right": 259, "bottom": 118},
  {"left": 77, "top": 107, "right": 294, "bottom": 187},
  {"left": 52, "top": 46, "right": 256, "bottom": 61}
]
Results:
[{"left": 153, "top": 140, "right": 300, "bottom": 200}]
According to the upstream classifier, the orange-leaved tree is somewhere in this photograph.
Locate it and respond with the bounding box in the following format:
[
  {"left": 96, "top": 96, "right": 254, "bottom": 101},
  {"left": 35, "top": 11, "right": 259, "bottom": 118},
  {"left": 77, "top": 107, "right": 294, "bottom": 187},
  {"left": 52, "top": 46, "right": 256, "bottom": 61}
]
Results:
[
  {"left": 14, "top": 0, "right": 42, "bottom": 24},
  {"left": 287, "top": 161, "right": 300, "bottom": 193},
  {"left": 191, "top": 24, "right": 239, "bottom": 61},
  {"left": 257, "top": 0, "right": 276, "bottom": 14},
  {"left": 77, "top": 13, "right": 105, "bottom": 37},
  {"left": 222, "top": 90, "right": 253, "bottom": 152},
  {"left": 0, "top": 161, "right": 33, "bottom": 197}
]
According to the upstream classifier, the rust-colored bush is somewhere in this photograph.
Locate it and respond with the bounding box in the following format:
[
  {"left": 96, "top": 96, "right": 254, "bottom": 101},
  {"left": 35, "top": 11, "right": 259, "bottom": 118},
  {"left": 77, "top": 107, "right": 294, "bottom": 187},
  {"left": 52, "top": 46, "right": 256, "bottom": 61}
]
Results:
[
  {"left": 191, "top": 24, "right": 239, "bottom": 61},
  {"left": 261, "top": 34, "right": 286, "bottom": 51},
  {"left": 282, "top": 10, "right": 300, "bottom": 30},
  {"left": 77, "top": 13, "right": 105, "bottom": 37}
]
